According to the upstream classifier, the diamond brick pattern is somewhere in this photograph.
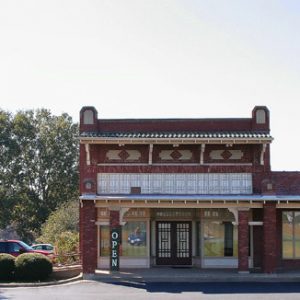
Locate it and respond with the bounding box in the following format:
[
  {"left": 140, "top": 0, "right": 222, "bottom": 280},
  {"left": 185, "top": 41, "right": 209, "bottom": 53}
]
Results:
[
  {"left": 118, "top": 150, "right": 130, "bottom": 160},
  {"left": 170, "top": 150, "right": 182, "bottom": 160},
  {"left": 221, "top": 150, "right": 233, "bottom": 160}
]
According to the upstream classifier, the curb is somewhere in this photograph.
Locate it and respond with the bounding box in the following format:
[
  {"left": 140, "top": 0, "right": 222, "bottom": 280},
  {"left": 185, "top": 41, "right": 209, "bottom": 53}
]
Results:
[
  {"left": 0, "top": 273, "right": 83, "bottom": 288},
  {"left": 84, "top": 271, "right": 300, "bottom": 283},
  {"left": 87, "top": 276, "right": 300, "bottom": 283}
]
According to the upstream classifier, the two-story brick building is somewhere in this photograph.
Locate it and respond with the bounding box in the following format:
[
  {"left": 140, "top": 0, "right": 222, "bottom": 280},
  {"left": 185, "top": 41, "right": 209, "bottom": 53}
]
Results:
[{"left": 79, "top": 106, "right": 300, "bottom": 275}]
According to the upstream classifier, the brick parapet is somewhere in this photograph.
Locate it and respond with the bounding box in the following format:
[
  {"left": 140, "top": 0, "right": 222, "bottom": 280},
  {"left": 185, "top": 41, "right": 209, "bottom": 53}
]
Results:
[{"left": 96, "top": 118, "right": 254, "bottom": 133}]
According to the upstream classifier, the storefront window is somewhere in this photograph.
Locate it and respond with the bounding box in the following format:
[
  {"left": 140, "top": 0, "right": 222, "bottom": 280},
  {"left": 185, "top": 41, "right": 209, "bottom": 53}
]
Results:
[
  {"left": 203, "top": 209, "right": 238, "bottom": 257},
  {"left": 99, "top": 221, "right": 148, "bottom": 257},
  {"left": 282, "top": 212, "right": 300, "bottom": 259},
  {"left": 204, "top": 220, "right": 225, "bottom": 257},
  {"left": 122, "top": 221, "right": 147, "bottom": 257}
]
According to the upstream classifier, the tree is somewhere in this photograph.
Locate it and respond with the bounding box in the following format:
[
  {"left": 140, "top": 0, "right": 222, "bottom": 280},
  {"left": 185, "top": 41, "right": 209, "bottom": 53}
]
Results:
[
  {"left": 37, "top": 199, "right": 79, "bottom": 264},
  {"left": 0, "top": 109, "right": 79, "bottom": 241},
  {"left": 37, "top": 199, "right": 79, "bottom": 244},
  {"left": 0, "top": 110, "right": 17, "bottom": 229}
]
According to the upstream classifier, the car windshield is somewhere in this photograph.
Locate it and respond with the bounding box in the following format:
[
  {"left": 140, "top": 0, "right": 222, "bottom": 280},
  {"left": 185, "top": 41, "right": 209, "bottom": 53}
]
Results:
[{"left": 18, "top": 241, "right": 33, "bottom": 251}]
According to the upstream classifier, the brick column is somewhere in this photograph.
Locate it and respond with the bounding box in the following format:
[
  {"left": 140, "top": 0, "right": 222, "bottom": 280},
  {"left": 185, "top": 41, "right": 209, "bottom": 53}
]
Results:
[
  {"left": 263, "top": 202, "right": 277, "bottom": 273},
  {"left": 110, "top": 209, "right": 120, "bottom": 228},
  {"left": 238, "top": 208, "right": 249, "bottom": 273},
  {"left": 80, "top": 200, "right": 97, "bottom": 274}
]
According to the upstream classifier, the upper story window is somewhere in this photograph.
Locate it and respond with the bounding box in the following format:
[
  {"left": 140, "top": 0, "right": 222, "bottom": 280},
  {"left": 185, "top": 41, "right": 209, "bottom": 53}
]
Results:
[
  {"left": 97, "top": 173, "right": 252, "bottom": 195},
  {"left": 83, "top": 110, "right": 94, "bottom": 124}
]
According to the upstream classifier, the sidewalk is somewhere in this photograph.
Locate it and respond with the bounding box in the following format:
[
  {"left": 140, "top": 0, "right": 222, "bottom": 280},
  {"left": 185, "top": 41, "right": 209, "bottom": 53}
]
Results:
[{"left": 84, "top": 267, "right": 300, "bottom": 283}]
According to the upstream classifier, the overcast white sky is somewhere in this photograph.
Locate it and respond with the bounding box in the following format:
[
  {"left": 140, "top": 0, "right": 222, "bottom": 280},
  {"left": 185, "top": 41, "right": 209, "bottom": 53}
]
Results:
[{"left": 0, "top": 0, "right": 300, "bottom": 171}]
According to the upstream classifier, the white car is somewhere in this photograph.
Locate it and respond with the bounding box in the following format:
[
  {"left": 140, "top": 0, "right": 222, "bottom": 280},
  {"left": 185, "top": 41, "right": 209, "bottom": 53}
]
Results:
[{"left": 31, "top": 243, "right": 55, "bottom": 254}]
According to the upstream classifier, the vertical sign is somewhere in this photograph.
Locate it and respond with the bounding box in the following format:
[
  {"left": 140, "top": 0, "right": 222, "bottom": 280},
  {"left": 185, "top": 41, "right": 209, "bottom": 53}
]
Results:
[{"left": 111, "top": 227, "right": 120, "bottom": 271}]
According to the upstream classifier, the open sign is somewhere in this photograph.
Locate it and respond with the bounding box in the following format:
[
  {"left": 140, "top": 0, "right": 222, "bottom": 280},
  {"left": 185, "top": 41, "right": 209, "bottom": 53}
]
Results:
[{"left": 111, "top": 227, "right": 120, "bottom": 271}]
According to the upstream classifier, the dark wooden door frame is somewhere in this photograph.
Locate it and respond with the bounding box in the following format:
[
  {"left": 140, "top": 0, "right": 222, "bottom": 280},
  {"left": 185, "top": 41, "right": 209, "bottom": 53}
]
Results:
[{"left": 156, "top": 221, "right": 192, "bottom": 265}]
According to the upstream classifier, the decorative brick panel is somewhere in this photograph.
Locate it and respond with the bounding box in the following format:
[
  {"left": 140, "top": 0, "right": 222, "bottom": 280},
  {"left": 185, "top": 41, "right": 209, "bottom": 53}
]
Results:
[
  {"left": 80, "top": 201, "right": 97, "bottom": 274},
  {"left": 263, "top": 202, "right": 277, "bottom": 273},
  {"left": 238, "top": 209, "right": 249, "bottom": 272},
  {"left": 96, "top": 145, "right": 149, "bottom": 164},
  {"left": 205, "top": 145, "right": 254, "bottom": 164}
]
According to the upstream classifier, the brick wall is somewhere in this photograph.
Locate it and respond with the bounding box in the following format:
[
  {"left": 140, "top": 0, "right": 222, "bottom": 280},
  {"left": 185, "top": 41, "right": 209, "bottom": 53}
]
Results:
[
  {"left": 253, "top": 171, "right": 300, "bottom": 195},
  {"left": 263, "top": 202, "right": 277, "bottom": 273},
  {"left": 80, "top": 201, "right": 97, "bottom": 274},
  {"left": 238, "top": 210, "right": 249, "bottom": 272},
  {"left": 96, "top": 118, "right": 253, "bottom": 132},
  {"left": 252, "top": 208, "right": 263, "bottom": 269},
  {"left": 272, "top": 172, "right": 300, "bottom": 194}
]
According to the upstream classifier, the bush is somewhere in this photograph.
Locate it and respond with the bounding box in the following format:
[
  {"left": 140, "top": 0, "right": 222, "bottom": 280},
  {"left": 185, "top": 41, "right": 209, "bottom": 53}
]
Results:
[
  {"left": 55, "top": 231, "right": 79, "bottom": 265},
  {"left": 15, "top": 253, "right": 53, "bottom": 281},
  {"left": 0, "top": 254, "right": 15, "bottom": 280}
]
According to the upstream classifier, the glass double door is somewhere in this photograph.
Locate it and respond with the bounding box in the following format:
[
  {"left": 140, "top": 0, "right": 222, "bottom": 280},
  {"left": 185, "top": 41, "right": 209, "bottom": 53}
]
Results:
[{"left": 156, "top": 221, "right": 192, "bottom": 265}]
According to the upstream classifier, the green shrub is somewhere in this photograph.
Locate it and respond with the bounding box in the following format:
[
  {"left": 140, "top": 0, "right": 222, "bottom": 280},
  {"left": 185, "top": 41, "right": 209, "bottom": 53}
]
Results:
[
  {"left": 15, "top": 253, "right": 53, "bottom": 281},
  {"left": 0, "top": 254, "right": 15, "bottom": 280},
  {"left": 55, "top": 231, "right": 79, "bottom": 265}
]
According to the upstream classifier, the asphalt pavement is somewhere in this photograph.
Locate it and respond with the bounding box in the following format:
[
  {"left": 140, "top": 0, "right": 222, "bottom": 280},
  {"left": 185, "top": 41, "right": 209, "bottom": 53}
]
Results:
[
  {"left": 89, "top": 267, "right": 300, "bottom": 283},
  {"left": 2, "top": 280, "right": 300, "bottom": 300}
]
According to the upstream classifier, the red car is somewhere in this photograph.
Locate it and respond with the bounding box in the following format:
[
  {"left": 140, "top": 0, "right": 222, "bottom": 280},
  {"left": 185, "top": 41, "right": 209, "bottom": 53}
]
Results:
[{"left": 0, "top": 240, "right": 53, "bottom": 259}]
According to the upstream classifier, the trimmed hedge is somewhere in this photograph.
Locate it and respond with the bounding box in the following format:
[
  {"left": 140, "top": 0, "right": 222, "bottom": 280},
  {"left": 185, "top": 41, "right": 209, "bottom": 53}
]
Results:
[
  {"left": 0, "top": 253, "right": 15, "bottom": 280},
  {"left": 15, "top": 253, "right": 53, "bottom": 281}
]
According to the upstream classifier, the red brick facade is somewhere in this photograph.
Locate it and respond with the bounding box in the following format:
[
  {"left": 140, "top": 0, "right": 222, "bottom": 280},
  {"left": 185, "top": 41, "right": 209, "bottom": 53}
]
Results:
[
  {"left": 238, "top": 209, "right": 249, "bottom": 272},
  {"left": 263, "top": 203, "right": 277, "bottom": 273},
  {"left": 80, "top": 201, "right": 97, "bottom": 274},
  {"left": 79, "top": 106, "right": 300, "bottom": 275}
]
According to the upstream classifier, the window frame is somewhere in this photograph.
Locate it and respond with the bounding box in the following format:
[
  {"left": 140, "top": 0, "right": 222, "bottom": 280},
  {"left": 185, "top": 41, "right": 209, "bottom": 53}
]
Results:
[{"left": 282, "top": 211, "right": 300, "bottom": 259}]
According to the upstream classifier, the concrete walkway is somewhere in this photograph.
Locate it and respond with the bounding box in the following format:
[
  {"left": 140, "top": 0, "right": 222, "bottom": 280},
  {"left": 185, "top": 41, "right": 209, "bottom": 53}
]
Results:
[{"left": 85, "top": 267, "right": 300, "bottom": 283}]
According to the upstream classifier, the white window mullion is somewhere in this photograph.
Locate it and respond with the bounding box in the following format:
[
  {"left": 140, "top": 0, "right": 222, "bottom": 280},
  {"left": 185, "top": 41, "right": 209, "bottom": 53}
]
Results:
[{"left": 97, "top": 173, "right": 252, "bottom": 194}]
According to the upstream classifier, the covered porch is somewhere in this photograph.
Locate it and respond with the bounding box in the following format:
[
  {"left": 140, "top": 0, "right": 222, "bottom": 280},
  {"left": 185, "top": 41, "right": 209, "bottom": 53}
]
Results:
[{"left": 79, "top": 194, "right": 293, "bottom": 274}]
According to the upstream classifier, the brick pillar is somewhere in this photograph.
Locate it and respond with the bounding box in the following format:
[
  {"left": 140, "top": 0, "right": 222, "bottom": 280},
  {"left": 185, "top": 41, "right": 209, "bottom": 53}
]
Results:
[
  {"left": 80, "top": 201, "right": 97, "bottom": 274},
  {"left": 263, "top": 202, "right": 277, "bottom": 273},
  {"left": 238, "top": 209, "right": 249, "bottom": 273},
  {"left": 110, "top": 209, "right": 120, "bottom": 228}
]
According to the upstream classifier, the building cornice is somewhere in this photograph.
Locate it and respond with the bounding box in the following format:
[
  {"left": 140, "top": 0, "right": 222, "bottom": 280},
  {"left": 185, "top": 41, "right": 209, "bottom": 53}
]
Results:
[
  {"left": 79, "top": 137, "right": 273, "bottom": 145},
  {"left": 80, "top": 194, "right": 300, "bottom": 202}
]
